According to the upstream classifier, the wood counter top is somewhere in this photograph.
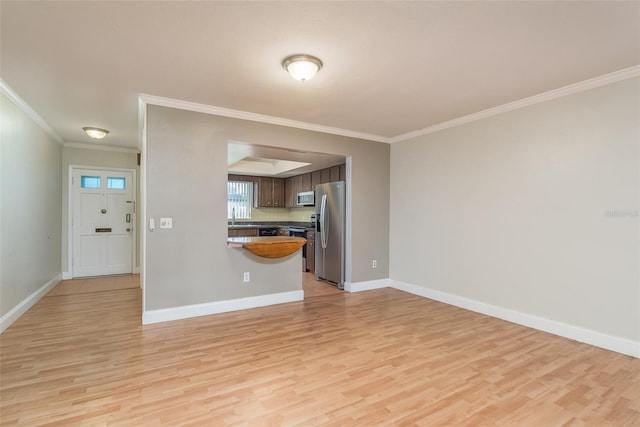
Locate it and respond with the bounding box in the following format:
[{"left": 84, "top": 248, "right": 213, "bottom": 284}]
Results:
[{"left": 227, "top": 236, "right": 306, "bottom": 258}]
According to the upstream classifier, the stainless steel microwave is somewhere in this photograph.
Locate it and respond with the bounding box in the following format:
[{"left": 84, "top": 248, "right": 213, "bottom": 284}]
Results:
[{"left": 296, "top": 191, "right": 315, "bottom": 206}]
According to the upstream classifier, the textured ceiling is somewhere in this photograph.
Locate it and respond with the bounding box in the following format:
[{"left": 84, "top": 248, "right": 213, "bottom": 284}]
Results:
[{"left": 1, "top": 1, "right": 639, "bottom": 149}]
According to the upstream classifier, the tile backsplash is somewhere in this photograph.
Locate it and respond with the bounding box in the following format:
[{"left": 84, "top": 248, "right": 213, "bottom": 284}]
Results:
[
  {"left": 237, "top": 207, "right": 315, "bottom": 223},
  {"left": 287, "top": 207, "right": 315, "bottom": 222}
]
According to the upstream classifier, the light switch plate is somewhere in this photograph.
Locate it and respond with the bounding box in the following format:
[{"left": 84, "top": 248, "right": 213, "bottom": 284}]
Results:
[{"left": 160, "top": 217, "right": 173, "bottom": 229}]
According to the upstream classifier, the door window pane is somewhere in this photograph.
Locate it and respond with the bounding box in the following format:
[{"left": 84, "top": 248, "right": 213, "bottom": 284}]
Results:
[
  {"left": 107, "top": 177, "right": 126, "bottom": 190},
  {"left": 81, "top": 176, "right": 101, "bottom": 188}
]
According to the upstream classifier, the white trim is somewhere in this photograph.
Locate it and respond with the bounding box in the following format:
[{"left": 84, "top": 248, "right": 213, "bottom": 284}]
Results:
[
  {"left": 138, "top": 93, "right": 390, "bottom": 144},
  {"left": 389, "top": 65, "right": 640, "bottom": 143},
  {"left": 389, "top": 279, "right": 640, "bottom": 358},
  {"left": 344, "top": 157, "right": 353, "bottom": 284},
  {"left": 344, "top": 278, "right": 390, "bottom": 293},
  {"left": 63, "top": 142, "right": 138, "bottom": 153},
  {"left": 62, "top": 271, "right": 72, "bottom": 280},
  {"left": 139, "top": 101, "right": 148, "bottom": 308},
  {"left": 1, "top": 66, "right": 637, "bottom": 153},
  {"left": 142, "top": 290, "right": 304, "bottom": 325},
  {"left": 0, "top": 275, "right": 61, "bottom": 333},
  {"left": 0, "top": 79, "right": 64, "bottom": 144},
  {"left": 67, "top": 165, "right": 137, "bottom": 279}
]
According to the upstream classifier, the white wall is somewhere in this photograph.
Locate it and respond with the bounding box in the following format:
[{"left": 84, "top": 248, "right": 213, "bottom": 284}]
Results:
[
  {"left": 61, "top": 145, "right": 139, "bottom": 276},
  {"left": 1, "top": 91, "right": 62, "bottom": 323},
  {"left": 390, "top": 78, "right": 639, "bottom": 347}
]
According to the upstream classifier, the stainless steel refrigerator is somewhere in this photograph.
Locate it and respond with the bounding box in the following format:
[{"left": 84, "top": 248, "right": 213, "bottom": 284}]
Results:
[{"left": 315, "top": 181, "right": 345, "bottom": 289}]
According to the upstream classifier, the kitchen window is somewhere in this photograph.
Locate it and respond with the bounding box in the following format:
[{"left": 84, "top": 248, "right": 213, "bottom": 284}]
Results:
[{"left": 227, "top": 181, "right": 252, "bottom": 220}]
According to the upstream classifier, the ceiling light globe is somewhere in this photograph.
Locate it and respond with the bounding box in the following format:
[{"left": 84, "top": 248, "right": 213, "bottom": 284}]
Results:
[
  {"left": 287, "top": 61, "right": 319, "bottom": 82},
  {"left": 83, "top": 127, "right": 109, "bottom": 139},
  {"left": 282, "top": 55, "right": 323, "bottom": 82}
]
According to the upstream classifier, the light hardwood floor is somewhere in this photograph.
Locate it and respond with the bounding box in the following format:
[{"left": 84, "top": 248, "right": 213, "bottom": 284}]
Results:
[
  {"left": 47, "top": 274, "right": 140, "bottom": 296},
  {"left": 1, "top": 282, "right": 638, "bottom": 425},
  {"left": 47, "top": 273, "right": 334, "bottom": 298},
  {"left": 303, "top": 272, "right": 343, "bottom": 298}
]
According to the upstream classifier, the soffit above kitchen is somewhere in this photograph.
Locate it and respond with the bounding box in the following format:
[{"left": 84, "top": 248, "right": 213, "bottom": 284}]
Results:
[
  {"left": 228, "top": 142, "right": 345, "bottom": 177},
  {"left": 1, "top": 1, "right": 638, "bottom": 149}
]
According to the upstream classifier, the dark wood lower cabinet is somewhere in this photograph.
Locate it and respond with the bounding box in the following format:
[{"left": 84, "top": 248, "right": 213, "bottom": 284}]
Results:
[
  {"left": 306, "top": 230, "right": 315, "bottom": 273},
  {"left": 228, "top": 228, "right": 258, "bottom": 237}
]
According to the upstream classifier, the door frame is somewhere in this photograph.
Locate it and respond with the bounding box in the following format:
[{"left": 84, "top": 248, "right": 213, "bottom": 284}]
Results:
[{"left": 67, "top": 165, "right": 137, "bottom": 279}]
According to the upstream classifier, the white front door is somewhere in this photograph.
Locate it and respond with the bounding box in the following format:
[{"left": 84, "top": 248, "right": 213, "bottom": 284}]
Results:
[{"left": 72, "top": 169, "right": 134, "bottom": 277}]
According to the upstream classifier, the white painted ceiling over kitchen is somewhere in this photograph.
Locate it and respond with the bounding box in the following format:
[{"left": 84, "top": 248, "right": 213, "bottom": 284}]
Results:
[
  {"left": 1, "top": 1, "right": 639, "bottom": 149},
  {"left": 228, "top": 141, "right": 345, "bottom": 177}
]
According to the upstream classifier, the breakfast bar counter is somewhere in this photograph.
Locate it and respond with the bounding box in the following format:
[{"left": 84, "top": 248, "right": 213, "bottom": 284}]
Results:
[{"left": 227, "top": 236, "right": 306, "bottom": 259}]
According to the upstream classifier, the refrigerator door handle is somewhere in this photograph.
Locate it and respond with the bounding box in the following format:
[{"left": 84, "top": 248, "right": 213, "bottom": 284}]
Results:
[{"left": 320, "top": 194, "right": 328, "bottom": 249}]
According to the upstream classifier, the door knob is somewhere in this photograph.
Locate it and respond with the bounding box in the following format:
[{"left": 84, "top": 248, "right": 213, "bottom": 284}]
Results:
[{"left": 101, "top": 209, "right": 107, "bottom": 214}]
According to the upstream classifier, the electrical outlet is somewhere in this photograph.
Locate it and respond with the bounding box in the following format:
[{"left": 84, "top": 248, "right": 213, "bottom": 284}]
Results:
[
  {"left": 243, "top": 272, "right": 250, "bottom": 282},
  {"left": 372, "top": 260, "right": 377, "bottom": 268},
  {"left": 160, "top": 217, "right": 173, "bottom": 229}
]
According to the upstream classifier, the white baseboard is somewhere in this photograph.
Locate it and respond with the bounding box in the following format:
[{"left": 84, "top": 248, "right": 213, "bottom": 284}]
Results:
[
  {"left": 143, "top": 290, "right": 304, "bottom": 325},
  {"left": 344, "top": 278, "right": 391, "bottom": 293},
  {"left": 62, "top": 268, "right": 139, "bottom": 279},
  {"left": 0, "top": 274, "right": 61, "bottom": 333},
  {"left": 389, "top": 279, "right": 640, "bottom": 358}
]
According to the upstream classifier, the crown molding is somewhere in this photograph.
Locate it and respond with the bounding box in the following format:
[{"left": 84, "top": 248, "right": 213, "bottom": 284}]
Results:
[
  {"left": 141, "top": 65, "right": 639, "bottom": 146},
  {"left": 138, "top": 93, "right": 391, "bottom": 143},
  {"left": 3, "top": 66, "right": 638, "bottom": 151},
  {"left": 390, "top": 65, "right": 640, "bottom": 143},
  {"left": 64, "top": 141, "right": 139, "bottom": 153},
  {"left": 0, "top": 79, "right": 64, "bottom": 145}
]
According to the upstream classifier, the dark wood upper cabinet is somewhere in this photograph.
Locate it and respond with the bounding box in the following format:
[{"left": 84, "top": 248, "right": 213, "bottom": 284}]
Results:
[
  {"left": 272, "top": 178, "right": 285, "bottom": 207},
  {"left": 320, "top": 168, "right": 331, "bottom": 184},
  {"left": 256, "top": 177, "right": 272, "bottom": 207},
  {"left": 229, "top": 164, "right": 344, "bottom": 209},
  {"left": 287, "top": 175, "right": 302, "bottom": 208},
  {"left": 255, "top": 177, "right": 285, "bottom": 207},
  {"left": 285, "top": 173, "right": 316, "bottom": 208},
  {"left": 300, "top": 173, "right": 312, "bottom": 192},
  {"left": 311, "top": 170, "right": 322, "bottom": 189},
  {"left": 329, "top": 166, "right": 341, "bottom": 182},
  {"left": 227, "top": 174, "right": 253, "bottom": 182},
  {"left": 285, "top": 176, "right": 295, "bottom": 208}
]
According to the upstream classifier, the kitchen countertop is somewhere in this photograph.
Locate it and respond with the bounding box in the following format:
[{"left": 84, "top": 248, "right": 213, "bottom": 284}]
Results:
[
  {"left": 227, "top": 236, "right": 307, "bottom": 258},
  {"left": 228, "top": 222, "right": 314, "bottom": 230}
]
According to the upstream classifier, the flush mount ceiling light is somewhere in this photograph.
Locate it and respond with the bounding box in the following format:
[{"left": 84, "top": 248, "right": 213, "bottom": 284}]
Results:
[
  {"left": 282, "top": 54, "right": 323, "bottom": 82},
  {"left": 83, "top": 127, "right": 109, "bottom": 140}
]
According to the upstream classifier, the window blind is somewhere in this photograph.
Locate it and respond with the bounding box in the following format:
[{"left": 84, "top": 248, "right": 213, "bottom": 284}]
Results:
[{"left": 227, "top": 181, "right": 252, "bottom": 219}]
